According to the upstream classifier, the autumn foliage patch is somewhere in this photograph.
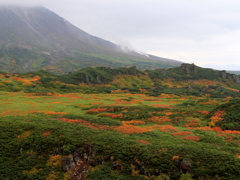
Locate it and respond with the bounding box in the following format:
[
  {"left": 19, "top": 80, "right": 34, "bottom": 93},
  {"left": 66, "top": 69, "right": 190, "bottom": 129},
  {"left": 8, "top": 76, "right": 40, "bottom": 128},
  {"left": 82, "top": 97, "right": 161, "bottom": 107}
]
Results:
[
  {"left": 171, "top": 131, "right": 193, "bottom": 136},
  {"left": 114, "top": 125, "right": 149, "bottom": 134},
  {"left": 182, "top": 136, "right": 200, "bottom": 141}
]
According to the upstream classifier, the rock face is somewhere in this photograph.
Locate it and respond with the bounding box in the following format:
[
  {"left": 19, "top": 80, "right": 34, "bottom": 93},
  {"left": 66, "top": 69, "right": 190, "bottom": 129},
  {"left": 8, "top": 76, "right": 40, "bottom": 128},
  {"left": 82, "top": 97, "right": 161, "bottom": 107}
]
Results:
[
  {"left": 216, "top": 86, "right": 222, "bottom": 92},
  {"left": 161, "top": 69, "right": 166, "bottom": 75},
  {"left": 233, "top": 75, "right": 240, "bottom": 84},
  {"left": 62, "top": 144, "right": 106, "bottom": 180},
  {"left": 193, "top": 64, "right": 198, "bottom": 73},
  {"left": 181, "top": 63, "right": 198, "bottom": 74},
  {"left": 62, "top": 156, "right": 75, "bottom": 172},
  {"left": 221, "top": 71, "right": 227, "bottom": 79},
  {"left": 180, "top": 158, "right": 192, "bottom": 174},
  {"left": 181, "top": 63, "right": 191, "bottom": 74},
  {"left": 201, "top": 86, "right": 208, "bottom": 92}
]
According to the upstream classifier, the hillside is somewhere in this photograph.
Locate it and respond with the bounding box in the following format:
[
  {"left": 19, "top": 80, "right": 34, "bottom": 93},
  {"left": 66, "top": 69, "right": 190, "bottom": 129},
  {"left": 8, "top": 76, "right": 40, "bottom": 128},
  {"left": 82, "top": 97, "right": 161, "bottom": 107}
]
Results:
[
  {"left": 0, "top": 5, "right": 181, "bottom": 74},
  {"left": 1, "top": 66, "right": 240, "bottom": 179},
  {"left": 1, "top": 63, "right": 239, "bottom": 98}
]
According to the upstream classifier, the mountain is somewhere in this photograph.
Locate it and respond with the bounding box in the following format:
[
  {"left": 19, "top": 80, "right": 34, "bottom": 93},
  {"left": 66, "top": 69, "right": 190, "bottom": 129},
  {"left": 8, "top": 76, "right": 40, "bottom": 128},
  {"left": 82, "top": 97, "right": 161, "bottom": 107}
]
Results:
[{"left": 0, "top": 5, "right": 182, "bottom": 74}]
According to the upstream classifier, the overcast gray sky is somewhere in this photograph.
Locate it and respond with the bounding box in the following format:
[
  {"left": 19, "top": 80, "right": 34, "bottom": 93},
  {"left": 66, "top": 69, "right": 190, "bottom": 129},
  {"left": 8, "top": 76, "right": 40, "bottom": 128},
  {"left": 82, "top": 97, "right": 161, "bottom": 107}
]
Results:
[{"left": 1, "top": 0, "right": 240, "bottom": 70}]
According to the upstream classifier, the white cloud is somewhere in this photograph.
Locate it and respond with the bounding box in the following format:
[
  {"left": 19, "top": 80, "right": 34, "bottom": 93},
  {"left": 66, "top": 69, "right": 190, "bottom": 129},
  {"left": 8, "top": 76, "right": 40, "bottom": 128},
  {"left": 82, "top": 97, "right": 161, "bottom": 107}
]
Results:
[{"left": 1, "top": 0, "right": 240, "bottom": 69}]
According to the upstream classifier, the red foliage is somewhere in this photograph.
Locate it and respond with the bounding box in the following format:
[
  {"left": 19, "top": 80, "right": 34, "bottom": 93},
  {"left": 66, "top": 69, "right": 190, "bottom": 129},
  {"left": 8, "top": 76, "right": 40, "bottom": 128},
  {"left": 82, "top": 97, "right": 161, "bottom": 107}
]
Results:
[
  {"left": 152, "top": 104, "right": 176, "bottom": 108},
  {"left": 158, "top": 125, "right": 178, "bottom": 132},
  {"left": 216, "top": 134, "right": 226, "bottom": 137},
  {"left": 100, "top": 113, "right": 122, "bottom": 119},
  {"left": 59, "top": 118, "right": 111, "bottom": 130},
  {"left": 44, "top": 111, "right": 68, "bottom": 115},
  {"left": 147, "top": 116, "right": 171, "bottom": 124},
  {"left": 188, "top": 126, "right": 212, "bottom": 131},
  {"left": 210, "top": 110, "right": 225, "bottom": 123},
  {"left": 171, "top": 131, "right": 193, "bottom": 136},
  {"left": 122, "top": 120, "right": 145, "bottom": 126},
  {"left": 137, "top": 140, "right": 152, "bottom": 145},
  {"left": 42, "top": 131, "right": 51, "bottom": 137},
  {"left": 183, "top": 122, "right": 200, "bottom": 127},
  {"left": 212, "top": 127, "right": 223, "bottom": 132},
  {"left": 183, "top": 118, "right": 200, "bottom": 127},
  {"left": 182, "top": 136, "right": 200, "bottom": 141},
  {"left": 86, "top": 108, "right": 107, "bottom": 114},
  {"left": 114, "top": 125, "right": 149, "bottom": 134},
  {"left": 222, "top": 130, "right": 240, "bottom": 135},
  {"left": 196, "top": 110, "right": 210, "bottom": 115}
]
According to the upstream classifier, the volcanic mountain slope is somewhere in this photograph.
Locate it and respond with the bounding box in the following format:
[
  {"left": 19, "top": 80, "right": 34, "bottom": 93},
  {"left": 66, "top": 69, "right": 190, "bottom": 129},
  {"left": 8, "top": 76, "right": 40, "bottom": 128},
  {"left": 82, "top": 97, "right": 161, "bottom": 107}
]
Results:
[{"left": 0, "top": 5, "right": 181, "bottom": 74}]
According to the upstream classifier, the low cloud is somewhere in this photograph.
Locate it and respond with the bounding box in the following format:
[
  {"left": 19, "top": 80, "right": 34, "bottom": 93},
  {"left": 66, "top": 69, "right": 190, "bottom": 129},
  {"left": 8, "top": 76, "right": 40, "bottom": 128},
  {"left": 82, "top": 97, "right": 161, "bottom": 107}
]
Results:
[{"left": 1, "top": 0, "right": 240, "bottom": 69}]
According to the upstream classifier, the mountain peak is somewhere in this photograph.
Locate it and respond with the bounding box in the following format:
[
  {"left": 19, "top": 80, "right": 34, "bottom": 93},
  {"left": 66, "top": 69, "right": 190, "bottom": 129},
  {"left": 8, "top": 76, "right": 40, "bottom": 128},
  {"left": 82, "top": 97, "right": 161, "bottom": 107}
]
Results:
[{"left": 0, "top": 5, "right": 181, "bottom": 74}]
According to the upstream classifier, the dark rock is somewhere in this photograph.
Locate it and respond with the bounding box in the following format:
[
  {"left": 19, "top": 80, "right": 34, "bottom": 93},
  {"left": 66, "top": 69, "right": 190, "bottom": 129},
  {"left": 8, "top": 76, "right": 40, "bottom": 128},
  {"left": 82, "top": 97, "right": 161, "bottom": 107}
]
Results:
[
  {"left": 216, "top": 86, "right": 222, "bottom": 92},
  {"left": 161, "top": 69, "right": 166, "bottom": 75},
  {"left": 221, "top": 71, "right": 227, "bottom": 79},
  {"left": 180, "top": 158, "right": 192, "bottom": 174},
  {"left": 201, "top": 86, "right": 208, "bottom": 92},
  {"left": 62, "top": 155, "right": 75, "bottom": 172},
  {"left": 96, "top": 75, "right": 101, "bottom": 83},
  {"left": 193, "top": 64, "right": 198, "bottom": 73},
  {"left": 188, "top": 86, "right": 193, "bottom": 91},
  {"left": 233, "top": 75, "right": 240, "bottom": 84},
  {"left": 86, "top": 75, "right": 89, "bottom": 83}
]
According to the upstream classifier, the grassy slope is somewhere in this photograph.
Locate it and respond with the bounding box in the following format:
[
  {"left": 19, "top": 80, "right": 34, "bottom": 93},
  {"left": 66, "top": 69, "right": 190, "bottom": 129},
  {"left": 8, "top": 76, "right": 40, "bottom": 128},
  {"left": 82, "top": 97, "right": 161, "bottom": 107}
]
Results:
[
  {"left": 1, "top": 66, "right": 240, "bottom": 179},
  {"left": 0, "top": 92, "right": 240, "bottom": 180},
  {"left": 0, "top": 46, "right": 178, "bottom": 74}
]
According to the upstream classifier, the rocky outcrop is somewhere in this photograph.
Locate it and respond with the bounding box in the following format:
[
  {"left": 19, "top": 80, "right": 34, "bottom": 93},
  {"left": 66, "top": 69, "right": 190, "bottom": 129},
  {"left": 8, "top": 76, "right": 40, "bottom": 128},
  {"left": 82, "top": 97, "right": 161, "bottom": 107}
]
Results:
[
  {"left": 216, "top": 86, "right": 222, "bottom": 92},
  {"left": 85, "top": 75, "right": 89, "bottom": 83},
  {"left": 96, "top": 75, "right": 101, "bottom": 83},
  {"left": 62, "top": 156, "right": 75, "bottom": 172},
  {"left": 221, "top": 71, "right": 227, "bottom": 79},
  {"left": 180, "top": 158, "right": 192, "bottom": 174},
  {"left": 181, "top": 63, "right": 198, "bottom": 74},
  {"left": 201, "top": 86, "right": 208, "bottom": 93},
  {"left": 62, "top": 144, "right": 106, "bottom": 180},
  {"left": 181, "top": 64, "right": 191, "bottom": 74},
  {"left": 233, "top": 75, "right": 240, "bottom": 84},
  {"left": 161, "top": 69, "right": 166, "bottom": 75},
  {"left": 193, "top": 64, "right": 198, "bottom": 73}
]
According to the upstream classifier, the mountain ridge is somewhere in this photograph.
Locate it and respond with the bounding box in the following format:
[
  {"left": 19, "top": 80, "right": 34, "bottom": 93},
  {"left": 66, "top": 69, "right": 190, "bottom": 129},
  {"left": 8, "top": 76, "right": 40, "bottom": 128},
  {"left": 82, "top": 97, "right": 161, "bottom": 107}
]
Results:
[{"left": 0, "top": 5, "right": 182, "bottom": 74}]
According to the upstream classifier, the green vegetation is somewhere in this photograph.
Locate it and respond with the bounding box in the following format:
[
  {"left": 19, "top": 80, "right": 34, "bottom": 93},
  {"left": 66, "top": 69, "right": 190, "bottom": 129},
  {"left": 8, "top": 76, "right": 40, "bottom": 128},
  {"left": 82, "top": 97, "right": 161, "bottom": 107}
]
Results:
[
  {"left": 0, "top": 46, "right": 178, "bottom": 74},
  {"left": 1, "top": 65, "right": 240, "bottom": 179}
]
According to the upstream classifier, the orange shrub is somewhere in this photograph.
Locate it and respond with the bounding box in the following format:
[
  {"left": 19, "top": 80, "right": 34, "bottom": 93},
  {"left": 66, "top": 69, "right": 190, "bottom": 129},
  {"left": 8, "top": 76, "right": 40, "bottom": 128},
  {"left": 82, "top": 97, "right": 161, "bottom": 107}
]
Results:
[
  {"left": 86, "top": 108, "right": 107, "bottom": 114},
  {"left": 122, "top": 120, "right": 145, "bottom": 126},
  {"left": 137, "top": 139, "right": 152, "bottom": 145},
  {"left": 171, "top": 156, "right": 179, "bottom": 160},
  {"left": 47, "top": 155, "right": 62, "bottom": 166},
  {"left": 182, "top": 136, "right": 200, "bottom": 141},
  {"left": 188, "top": 126, "right": 212, "bottom": 131},
  {"left": 197, "top": 110, "right": 209, "bottom": 115},
  {"left": 171, "top": 131, "right": 193, "bottom": 136},
  {"left": 44, "top": 111, "right": 68, "bottom": 115},
  {"left": 216, "top": 134, "right": 226, "bottom": 137},
  {"left": 114, "top": 125, "right": 149, "bottom": 134},
  {"left": 158, "top": 125, "right": 177, "bottom": 132},
  {"left": 212, "top": 127, "right": 222, "bottom": 132},
  {"left": 152, "top": 104, "right": 175, "bottom": 108},
  {"left": 42, "top": 131, "right": 51, "bottom": 137},
  {"left": 210, "top": 110, "right": 225, "bottom": 123},
  {"left": 148, "top": 116, "right": 171, "bottom": 124},
  {"left": 100, "top": 113, "right": 122, "bottom": 119},
  {"left": 223, "top": 130, "right": 240, "bottom": 135},
  {"left": 183, "top": 122, "right": 200, "bottom": 127}
]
